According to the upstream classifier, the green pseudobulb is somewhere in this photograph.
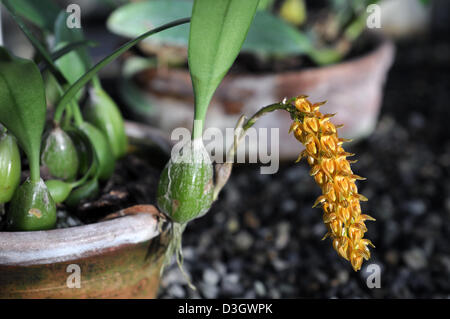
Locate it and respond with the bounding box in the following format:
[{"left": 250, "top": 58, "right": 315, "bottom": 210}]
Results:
[
  {"left": 0, "top": 132, "right": 21, "bottom": 204},
  {"left": 85, "top": 87, "right": 128, "bottom": 159},
  {"left": 157, "top": 139, "right": 214, "bottom": 224},
  {"left": 7, "top": 178, "right": 56, "bottom": 231},
  {"left": 41, "top": 127, "right": 79, "bottom": 181}
]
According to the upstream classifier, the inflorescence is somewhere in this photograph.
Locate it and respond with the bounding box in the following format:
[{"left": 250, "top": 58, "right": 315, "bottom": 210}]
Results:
[{"left": 288, "top": 95, "right": 375, "bottom": 271}]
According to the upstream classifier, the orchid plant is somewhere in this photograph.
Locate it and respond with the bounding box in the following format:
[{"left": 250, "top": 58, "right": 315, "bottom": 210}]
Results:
[{"left": 0, "top": 0, "right": 373, "bottom": 288}]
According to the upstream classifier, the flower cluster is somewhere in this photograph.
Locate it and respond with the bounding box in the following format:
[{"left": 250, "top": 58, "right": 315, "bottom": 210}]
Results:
[{"left": 289, "top": 96, "right": 375, "bottom": 271}]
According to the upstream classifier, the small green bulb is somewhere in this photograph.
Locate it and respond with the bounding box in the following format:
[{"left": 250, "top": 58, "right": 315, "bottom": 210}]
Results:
[
  {"left": 157, "top": 139, "right": 214, "bottom": 224},
  {"left": 85, "top": 87, "right": 128, "bottom": 159},
  {"left": 7, "top": 178, "right": 57, "bottom": 231},
  {"left": 0, "top": 132, "right": 21, "bottom": 204},
  {"left": 41, "top": 127, "right": 79, "bottom": 181}
]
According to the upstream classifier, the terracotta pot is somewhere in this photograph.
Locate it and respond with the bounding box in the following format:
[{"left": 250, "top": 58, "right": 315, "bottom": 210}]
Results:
[
  {"left": 0, "top": 123, "right": 172, "bottom": 299},
  {"left": 127, "top": 32, "right": 395, "bottom": 161}
]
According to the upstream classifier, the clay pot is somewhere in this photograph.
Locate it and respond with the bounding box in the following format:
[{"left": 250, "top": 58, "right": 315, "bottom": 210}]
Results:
[
  {"left": 128, "top": 32, "right": 395, "bottom": 161},
  {"left": 0, "top": 123, "right": 172, "bottom": 299}
]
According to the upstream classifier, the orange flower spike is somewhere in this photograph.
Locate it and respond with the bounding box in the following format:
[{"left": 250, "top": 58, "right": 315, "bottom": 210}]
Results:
[{"left": 288, "top": 95, "right": 373, "bottom": 272}]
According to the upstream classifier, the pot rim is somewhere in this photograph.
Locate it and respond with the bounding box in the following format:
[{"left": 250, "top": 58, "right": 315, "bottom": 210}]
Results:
[
  {"left": 0, "top": 207, "right": 160, "bottom": 266},
  {"left": 0, "top": 121, "right": 172, "bottom": 267}
]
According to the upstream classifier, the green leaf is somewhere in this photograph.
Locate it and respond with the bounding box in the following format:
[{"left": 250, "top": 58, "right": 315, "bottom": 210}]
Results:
[
  {"left": 107, "top": 0, "right": 191, "bottom": 48},
  {"left": 188, "top": 0, "right": 259, "bottom": 138},
  {"left": 3, "top": 0, "right": 60, "bottom": 31},
  {"left": 0, "top": 47, "right": 47, "bottom": 182},
  {"left": 107, "top": 1, "right": 313, "bottom": 60},
  {"left": 243, "top": 11, "right": 312, "bottom": 57},
  {"left": 54, "top": 17, "right": 190, "bottom": 123}
]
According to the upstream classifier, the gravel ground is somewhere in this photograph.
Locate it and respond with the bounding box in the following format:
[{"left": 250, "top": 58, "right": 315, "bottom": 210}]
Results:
[{"left": 158, "top": 33, "right": 450, "bottom": 298}]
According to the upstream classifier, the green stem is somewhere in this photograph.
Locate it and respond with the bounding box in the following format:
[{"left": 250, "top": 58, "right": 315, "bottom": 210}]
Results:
[
  {"left": 243, "top": 102, "right": 294, "bottom": 131},
  {"left": 192, "top": 119, "right": 204, "bottom": 140},
  {"left": 53, "top": 17, "right": 190, "bottom": 123},
  {"left": 213, "top": 101, "right": 295, "bottom": 201},
  {"left": 29, "top": 152, "right": 40, "bottom": 183}
]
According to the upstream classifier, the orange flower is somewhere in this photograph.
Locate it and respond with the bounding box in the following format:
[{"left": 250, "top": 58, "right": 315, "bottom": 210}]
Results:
[{"left": 289, "top": 96, "right": 375, "bottom": 271}]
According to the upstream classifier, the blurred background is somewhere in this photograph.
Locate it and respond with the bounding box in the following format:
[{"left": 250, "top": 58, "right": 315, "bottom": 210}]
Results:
[{"left": 2, "top": 0, "right": 449, "bottom": 298}]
